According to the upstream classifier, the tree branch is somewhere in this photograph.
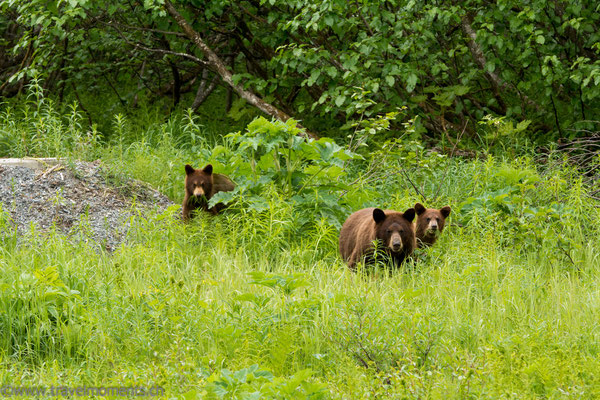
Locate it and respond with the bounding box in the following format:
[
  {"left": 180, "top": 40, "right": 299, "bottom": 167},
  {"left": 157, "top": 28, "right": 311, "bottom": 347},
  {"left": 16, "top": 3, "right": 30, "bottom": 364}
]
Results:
[
  {"left": 191, "top": 68, "right": 219, "bottom": 111},
  {"left": 163, "top": 0, "right": 317, "bottom": 139},
  {"left": 461, "top": 13, "right": 542, "bottom": 114}
]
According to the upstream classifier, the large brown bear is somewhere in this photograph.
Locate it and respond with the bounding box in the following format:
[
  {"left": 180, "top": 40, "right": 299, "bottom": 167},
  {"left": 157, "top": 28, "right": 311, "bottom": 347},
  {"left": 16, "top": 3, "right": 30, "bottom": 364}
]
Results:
[
  {"left": 414, "top": 203, "right": 451, "bottom": 247},
  {"left": 339, "top": 207, "right": 416, "bottom": 270},
  {"left": 182, "top": 164, "right": 235, "bottom": 221}
]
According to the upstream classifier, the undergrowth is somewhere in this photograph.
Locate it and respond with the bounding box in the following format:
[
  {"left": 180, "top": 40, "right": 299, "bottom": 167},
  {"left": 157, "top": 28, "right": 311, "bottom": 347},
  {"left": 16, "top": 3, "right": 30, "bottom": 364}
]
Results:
[{"left": 1, "top": 83, "right": 600, "bottom": 398}]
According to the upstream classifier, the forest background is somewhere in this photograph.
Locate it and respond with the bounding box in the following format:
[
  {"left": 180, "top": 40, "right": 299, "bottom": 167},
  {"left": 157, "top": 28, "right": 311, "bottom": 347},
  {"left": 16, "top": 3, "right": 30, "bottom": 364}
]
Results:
[{"left": 1, "top": 0, "right": 600, "bottom": 398}]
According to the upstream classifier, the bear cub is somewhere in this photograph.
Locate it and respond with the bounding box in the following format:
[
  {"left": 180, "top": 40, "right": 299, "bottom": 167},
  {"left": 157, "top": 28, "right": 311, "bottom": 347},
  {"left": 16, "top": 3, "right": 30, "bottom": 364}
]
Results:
[
  {"left": 414, "top": 203, "right": 451, "bottom": 247},
  {"left": 339, "top": 207, "right": 416, "bottom": 270},
  {"left": 182, "top": 164, "right": 235, "bottom": 221}
]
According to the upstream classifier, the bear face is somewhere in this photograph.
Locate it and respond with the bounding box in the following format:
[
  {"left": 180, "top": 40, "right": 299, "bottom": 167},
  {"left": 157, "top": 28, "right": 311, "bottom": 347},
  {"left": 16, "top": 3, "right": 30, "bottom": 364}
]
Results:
[
  {"left": 414, "top": 203, "right": 451, "bottom": 247},
  {"left": 339, "top": 207, "right": 416, "bottom": 270},
  {"left": 182, "top": 164, "right": 215, "bottom": 221},
  {"left": 373, "top": 208, "right": 416, "bottom": 255},
  {"left": 185, "top": 164, "right": 214, "bottom": 201},
  {"left": 182, "top": 163, "right": 236, "bottom": 221}
]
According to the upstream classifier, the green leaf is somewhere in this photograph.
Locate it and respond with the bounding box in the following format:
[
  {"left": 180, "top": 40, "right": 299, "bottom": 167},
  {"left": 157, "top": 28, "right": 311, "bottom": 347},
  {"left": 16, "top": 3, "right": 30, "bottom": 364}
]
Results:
[
  {"left": 307, "top": 69, "right": 320, "bottom": 86},
  {"left": 453, "top": 85, "right": 470, "bottom": 96},
  {"left": 410, "top": 95, "right": 428, "bottom": 103},
  {"left": 406, "top": 73, "right": 418, "bottom": 92},
  {"left": 335, "top": 95, "right": 346, "bottom": 107}
]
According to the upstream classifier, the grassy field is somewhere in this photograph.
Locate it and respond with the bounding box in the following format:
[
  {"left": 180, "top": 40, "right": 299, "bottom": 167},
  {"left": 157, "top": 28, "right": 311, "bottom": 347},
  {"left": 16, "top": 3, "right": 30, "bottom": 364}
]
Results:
[{"left": 1, "top": 92, "right": 600, "bottom": 399}]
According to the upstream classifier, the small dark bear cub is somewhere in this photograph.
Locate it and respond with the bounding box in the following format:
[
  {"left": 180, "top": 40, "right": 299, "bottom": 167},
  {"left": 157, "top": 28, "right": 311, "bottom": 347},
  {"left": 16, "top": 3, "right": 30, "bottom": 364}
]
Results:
[
  {"left": 414, "top": 203, "right": 451, "bottom": 247},
  {"left": 182, "top": 164, "right": 235, "bottom": 221},
  {"left": 339, "top": 207, "right": 416, "bottom": 270}
]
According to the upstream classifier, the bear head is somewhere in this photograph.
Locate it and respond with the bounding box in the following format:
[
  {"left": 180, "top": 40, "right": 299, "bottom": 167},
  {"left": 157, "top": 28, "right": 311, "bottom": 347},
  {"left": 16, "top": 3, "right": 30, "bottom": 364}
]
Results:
[
  {"left": 372, "top": 208, "right": 416, "bottom": 254},
  {"left": 414, "top": 203, "right": 451, "bottom": 241},
  {"left": 185, "top": 164, "right": 214, "bottom": 200}
]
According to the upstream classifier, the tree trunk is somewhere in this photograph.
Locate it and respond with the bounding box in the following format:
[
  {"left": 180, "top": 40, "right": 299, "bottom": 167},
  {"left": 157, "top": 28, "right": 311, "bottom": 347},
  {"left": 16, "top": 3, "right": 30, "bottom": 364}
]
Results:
[
  {"left": 460, "top": 14, "right": 507, "bottom": 114},
  {"left": 461, "top": 13, "right": 541, "bottom": 114},
  {"left": 169, "top": 61, "right": 181, "bottom": 106},
  {"left": 225, "top": 56, "right": 234, "bottom": 113},
  {"left": 191, "top": 68, "right": 219, "bottom": 111},
  {"left": 132, "top": 59, "right": 146, "bottom": 108},
  {"left": 163, "top": 0, "right": 317, "bottom": 139}
]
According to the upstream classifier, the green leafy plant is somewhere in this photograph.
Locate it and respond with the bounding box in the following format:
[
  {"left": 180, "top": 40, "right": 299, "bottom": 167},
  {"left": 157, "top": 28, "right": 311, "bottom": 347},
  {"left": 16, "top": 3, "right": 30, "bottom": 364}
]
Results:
[
  {"left": 0, "top": 266, "right": 90, "bottom": 361},
  {"left": 203, "top": 364, "right": 327, "bottom": 400},
  {"left": 210, "top": 117, "right": 360, "bottom": 227},
  {"left": 459, "top": 164, "right": 580, "bottom": 263},
  {"left": 248, "top": 271, "right": 310, "bottom": 297}
]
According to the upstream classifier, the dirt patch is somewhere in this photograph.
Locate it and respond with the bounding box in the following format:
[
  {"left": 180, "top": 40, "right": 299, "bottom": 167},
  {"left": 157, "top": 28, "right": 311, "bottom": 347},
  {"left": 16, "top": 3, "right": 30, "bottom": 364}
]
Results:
[{"left": 0, "top": 159, "right": 175, "bottom": 251}]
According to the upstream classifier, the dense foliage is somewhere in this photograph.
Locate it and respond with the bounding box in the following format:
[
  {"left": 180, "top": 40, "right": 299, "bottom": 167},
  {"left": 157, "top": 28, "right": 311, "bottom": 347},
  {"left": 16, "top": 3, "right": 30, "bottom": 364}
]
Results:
[
  {"left": 2, "top": 0, "right": 599, "bottom": 140},
  {"left": 1, "top": 90, "right": 600, "bottom": 398}
]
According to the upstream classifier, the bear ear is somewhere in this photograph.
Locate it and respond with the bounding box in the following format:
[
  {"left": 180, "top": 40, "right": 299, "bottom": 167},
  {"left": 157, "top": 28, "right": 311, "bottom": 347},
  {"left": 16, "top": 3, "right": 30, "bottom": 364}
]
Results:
[
  {"left": 403, "top": 208, "right": 416, "bottom": 222},
  {"left": 185, "top": 164, "right": 195, "bottom": 175},
  {"left": 414, "top": 203, "right": 426, "bottom": 215},
  {"left": 202, "top": 164, "right": 213, "bottom": 175},
  {"left": 372, "top": 208, "right": 386, "bottom": 223},
  {"left": 440, "top": 206, "right": 451, "bottom": 218}
]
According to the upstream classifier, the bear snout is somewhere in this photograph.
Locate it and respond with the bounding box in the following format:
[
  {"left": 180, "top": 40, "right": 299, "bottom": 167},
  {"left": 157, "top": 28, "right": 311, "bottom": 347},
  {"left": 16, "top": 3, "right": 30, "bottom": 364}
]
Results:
[
  {"left": 427, "top": 221, "right": 439, "bottom": 232},
  {"left": 193, "top": 187, "right": 205, "bottom": 197},
  {"left": 390, "top": 234, "right": 403, "bottom": 252}
]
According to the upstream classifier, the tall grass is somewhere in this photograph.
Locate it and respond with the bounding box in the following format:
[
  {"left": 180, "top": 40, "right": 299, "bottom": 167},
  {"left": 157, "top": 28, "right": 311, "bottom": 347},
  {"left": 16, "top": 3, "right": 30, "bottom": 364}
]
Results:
[{"left": 1, "top": 83, "right": 600, "bottom": 398}]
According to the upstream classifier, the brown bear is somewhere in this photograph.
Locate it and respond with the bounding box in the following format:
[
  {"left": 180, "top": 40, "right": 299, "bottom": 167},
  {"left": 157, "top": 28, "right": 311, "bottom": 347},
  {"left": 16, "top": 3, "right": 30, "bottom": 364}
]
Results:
[
  {"left": 182, "top": 164, "right": 235, "bottom": 221},
  {"left": 414, "top": 203, "right": 451, "bottom": 247},
  {"left": 339, "top": 207, "right": 416, "bottom": 270}
]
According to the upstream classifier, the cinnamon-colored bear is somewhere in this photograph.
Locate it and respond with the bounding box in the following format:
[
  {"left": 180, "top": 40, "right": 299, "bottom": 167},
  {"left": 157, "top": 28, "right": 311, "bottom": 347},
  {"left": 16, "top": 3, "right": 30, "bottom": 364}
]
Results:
[
  {"left": 339, "top": 207, "right": 416, "bottom": 270},
  {"left": 414, "top": 203, "right": 451, "bottom": 247},
  {"left": 182, "top": 164, "right": 235, "bottom": 221}
]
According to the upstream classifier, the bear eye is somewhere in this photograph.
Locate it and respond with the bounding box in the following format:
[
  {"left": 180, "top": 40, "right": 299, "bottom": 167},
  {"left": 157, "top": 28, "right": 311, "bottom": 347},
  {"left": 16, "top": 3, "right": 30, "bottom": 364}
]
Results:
[
  {"left": 436, "top": 217, "right": 440, "bottom": 222},
  {"left": 386, "top": 229, "right": 392, "bottom": 234},
  {"left": 426, "top": 217, "right": 431, "bottom": 222},
  {"left": 399, "top": 229, "right": 404, "bottom": 234}
]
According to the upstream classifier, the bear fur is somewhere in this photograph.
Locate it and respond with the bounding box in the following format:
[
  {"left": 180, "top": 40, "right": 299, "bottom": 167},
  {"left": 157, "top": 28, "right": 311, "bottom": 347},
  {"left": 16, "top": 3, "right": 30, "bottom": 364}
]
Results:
[
  {"left": 414, "top": 203, "right": 451, "bottom": 247},
  {"left": 339, "top": 207, "right": 416, "bottom": 270},
  {"left": 182, "top": 164, "right": 235, "bottom": 221}
]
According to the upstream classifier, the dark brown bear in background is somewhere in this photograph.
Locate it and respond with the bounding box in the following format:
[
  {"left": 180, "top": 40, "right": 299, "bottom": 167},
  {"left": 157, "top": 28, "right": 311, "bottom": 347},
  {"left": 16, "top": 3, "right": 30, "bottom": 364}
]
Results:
[
  {"left": 339, "top": 207, "right": 416, "bottom": 270},
  {"left": 182, "top": 164, "right": 235, "bottom": 221},
  {"left": 414, "top": 203, "right": 451, "bottom": 247}
]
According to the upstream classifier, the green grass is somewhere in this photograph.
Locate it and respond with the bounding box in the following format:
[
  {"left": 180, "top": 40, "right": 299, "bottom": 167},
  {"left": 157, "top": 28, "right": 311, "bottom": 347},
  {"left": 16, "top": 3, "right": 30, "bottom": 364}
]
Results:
[
  {"left": 2, "top": 203, "right": 600, "bottom": 398},
  {"left": 1, "top": 89, "right": 600, "bottom": 398}
]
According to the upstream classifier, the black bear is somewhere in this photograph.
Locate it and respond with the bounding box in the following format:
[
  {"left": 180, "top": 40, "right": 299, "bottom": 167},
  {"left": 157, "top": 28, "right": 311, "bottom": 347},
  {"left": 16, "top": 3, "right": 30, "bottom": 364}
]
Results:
[
  {"left": 414, "top": 203, "right": 451, "bottom": 247},
  {"left": 182, "top": 164, "right": 235, "bottom": 221},
  {"left": 339, "top": 207, "right": 416, "bottom": 270}
]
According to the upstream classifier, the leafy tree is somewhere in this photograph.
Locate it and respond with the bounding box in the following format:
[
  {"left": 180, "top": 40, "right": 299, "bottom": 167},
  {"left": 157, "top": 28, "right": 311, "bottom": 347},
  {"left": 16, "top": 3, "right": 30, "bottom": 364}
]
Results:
[{"left": 1, "top": 0, "right": 599, "bottom": 140}]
